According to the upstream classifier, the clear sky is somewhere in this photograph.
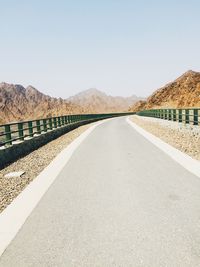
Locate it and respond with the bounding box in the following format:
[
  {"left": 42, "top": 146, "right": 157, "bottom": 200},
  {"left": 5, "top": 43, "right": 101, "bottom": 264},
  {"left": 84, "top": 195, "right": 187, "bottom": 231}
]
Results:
[{"left": 0, "top": 0, "right": 200, "bottom": 98}]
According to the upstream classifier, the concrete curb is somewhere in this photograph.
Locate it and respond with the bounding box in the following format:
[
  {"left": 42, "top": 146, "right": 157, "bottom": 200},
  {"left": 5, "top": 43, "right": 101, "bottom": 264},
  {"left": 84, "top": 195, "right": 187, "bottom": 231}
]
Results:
[{"left": 127, "top": 117, "right": 200, "bottom": 178}]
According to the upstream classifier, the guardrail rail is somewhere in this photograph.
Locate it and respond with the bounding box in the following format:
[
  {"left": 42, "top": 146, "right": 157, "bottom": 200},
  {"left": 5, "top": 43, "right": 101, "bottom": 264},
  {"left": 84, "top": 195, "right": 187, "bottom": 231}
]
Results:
[
  {"left": 137, "top": 108, "right": 200, "bottom": 125},
  {"left": 0, "top": 112, "right": 134, "bottom": 147}
]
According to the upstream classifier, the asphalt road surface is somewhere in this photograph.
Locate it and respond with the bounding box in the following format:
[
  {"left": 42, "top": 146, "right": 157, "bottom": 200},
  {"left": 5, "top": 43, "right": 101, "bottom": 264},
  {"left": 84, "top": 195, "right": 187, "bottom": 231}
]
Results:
[{"left": 1, "top": 117, "right": 200, "bottom": 267}]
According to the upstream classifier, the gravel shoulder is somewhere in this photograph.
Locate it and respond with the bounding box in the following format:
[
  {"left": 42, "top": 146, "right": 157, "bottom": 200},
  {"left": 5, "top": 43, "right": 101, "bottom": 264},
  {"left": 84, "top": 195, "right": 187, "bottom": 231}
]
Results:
[
  {"left": 0, "top": 123, "right": 95, "bottom": 213},
  {"left": 131, "top": 115, "right": 200, "bottom": 161}
]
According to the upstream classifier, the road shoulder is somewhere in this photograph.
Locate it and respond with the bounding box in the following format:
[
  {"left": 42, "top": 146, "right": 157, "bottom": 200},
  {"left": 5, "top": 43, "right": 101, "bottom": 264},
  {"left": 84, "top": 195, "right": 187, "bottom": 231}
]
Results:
[{"left": 127, "top": 116, "right": 200, "bottom": 179}]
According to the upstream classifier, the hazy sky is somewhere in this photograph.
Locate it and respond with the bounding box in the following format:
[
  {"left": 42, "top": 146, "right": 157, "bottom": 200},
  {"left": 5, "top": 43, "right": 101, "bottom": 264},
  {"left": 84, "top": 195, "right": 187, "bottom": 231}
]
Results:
[{"left": 0, "top": 0, "right": 199, "bottom": 98}]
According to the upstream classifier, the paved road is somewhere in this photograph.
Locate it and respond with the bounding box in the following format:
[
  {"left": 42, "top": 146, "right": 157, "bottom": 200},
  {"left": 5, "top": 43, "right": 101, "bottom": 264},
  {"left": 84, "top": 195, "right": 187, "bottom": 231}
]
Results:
[{"left": 1, "top": 117, "right": 200, "bottom": 267}]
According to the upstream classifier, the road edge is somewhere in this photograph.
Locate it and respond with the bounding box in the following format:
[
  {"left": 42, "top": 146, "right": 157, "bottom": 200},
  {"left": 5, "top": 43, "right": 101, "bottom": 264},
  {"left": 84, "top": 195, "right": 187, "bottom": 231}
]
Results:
[
  {"left": 126, "top": 116, "right": 200, "bottom": 178},
  {"left": 0, "top": 119, "right": 107, "bottom": 257}
]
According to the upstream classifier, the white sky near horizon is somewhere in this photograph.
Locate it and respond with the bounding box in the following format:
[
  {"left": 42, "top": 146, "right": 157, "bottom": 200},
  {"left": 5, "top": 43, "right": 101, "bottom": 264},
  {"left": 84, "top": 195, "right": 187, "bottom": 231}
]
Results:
[{"left": 0, "top": 0, "right": 200, "bottom": 98}]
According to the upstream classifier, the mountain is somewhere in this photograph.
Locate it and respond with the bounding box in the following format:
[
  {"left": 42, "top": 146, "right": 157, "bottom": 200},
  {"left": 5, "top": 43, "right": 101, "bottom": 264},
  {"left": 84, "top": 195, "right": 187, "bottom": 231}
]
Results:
[
  {"left": 0, "top": 84, "right": 142, "bottom": 124},
  {"left": 0, "top": 83, "right": 82, "bottom": 124},
  {"left": 130, "top": 70, "right": 200, "bottom": 112},
  {"left": 68, "top": 88, "right": 142, "bottom": 113}
]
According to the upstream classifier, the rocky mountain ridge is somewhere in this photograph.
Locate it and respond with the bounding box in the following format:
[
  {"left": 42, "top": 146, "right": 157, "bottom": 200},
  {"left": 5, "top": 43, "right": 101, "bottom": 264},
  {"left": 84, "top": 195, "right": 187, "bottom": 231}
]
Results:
[
  {"left": 0, "top": 83, "right": 141, "bottom": 124},
  {"left": 0, "top": 83, "right": 83, "bottom": 124},
  {"left": 130, "top": 70, "right": 200, "bottom": 112}
]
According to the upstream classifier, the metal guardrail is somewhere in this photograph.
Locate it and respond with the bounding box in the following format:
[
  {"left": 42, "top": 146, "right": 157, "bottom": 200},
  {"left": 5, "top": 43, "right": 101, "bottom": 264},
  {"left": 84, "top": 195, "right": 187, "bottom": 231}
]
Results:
[
  {"left": 137, "top": 108, "right": 200, "bottom": 125},
  {"left": 0, "top": 112, "right": 134, "bottom": 147}
]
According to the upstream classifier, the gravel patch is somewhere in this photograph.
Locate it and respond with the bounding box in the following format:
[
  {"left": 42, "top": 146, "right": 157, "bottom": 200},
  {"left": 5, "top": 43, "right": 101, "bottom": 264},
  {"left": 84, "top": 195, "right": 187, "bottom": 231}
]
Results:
[
  {"left": 131, "top": 115, "right": 200, "bottom": 161},
  {"left": 0, "top": 123, "right": 95, "bottom": 213}
]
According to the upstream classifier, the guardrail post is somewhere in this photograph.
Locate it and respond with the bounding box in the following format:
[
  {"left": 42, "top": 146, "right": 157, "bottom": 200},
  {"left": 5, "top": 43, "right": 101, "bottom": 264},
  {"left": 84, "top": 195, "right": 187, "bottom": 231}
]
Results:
[
  {"left": 5, "top": 124, "right": 12, "bottom": 145},
  {"left": 36, "top": 120, "right": 41, "bottom": 134},
  {"left": 43, "top": 119, "right": 47, "bottom": 132},
  {"left": 58, "top": 117, "right": 61, "bottom": 127},
  {"left": 53, "top": 117, "right": 57, "bottom": 128},
  {"left": 185, "top": 109, "right": 189, "bottom": 124},
  {"left": 49, "top": 118, "right": 53, "bottom": 130},
  {"left": 173, "top": 109, "right": 176, "bottom": 121},
  {"left": 178, "top": 109, "right": 182, "bottom": 122},
  {"left": 168, "top": 109, "right": 172, "bottom": 120},
  {"left": 193, "top": 109, "right": 198, "bottom": 125},
  {"left": 160, "top": 110, "right": 163, "bottom": 119},
  {"left": 165, "top": 109, "right": 167, "bottom": 119},
  {"left": 61, "top": 116, "right": 65, "bottom": 126},
  {"left": 28, "top": 121, "right": 33, "bottom": 137},
  {"left": 64, "top": 116, "right": 67, "bottom": 124},
  {"left": 18, "top": 122, "right": 24, "bottom": 140}
]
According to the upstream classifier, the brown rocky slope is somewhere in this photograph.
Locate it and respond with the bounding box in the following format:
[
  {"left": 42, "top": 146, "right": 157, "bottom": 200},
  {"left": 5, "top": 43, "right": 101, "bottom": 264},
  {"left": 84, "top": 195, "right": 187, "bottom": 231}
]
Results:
[
  {"left": 0, "top": 84, "right": 142, "bottom": 124},
  {"left": 0, "top": 83, "right": 83, "bottom": 124},
  {"left": 130, "top": 70, "right": 200, "bottom": 112}
]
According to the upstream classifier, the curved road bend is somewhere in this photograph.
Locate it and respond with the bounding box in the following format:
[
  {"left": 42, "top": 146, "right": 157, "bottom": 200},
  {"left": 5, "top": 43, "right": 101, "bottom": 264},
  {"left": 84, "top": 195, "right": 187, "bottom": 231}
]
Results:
[{"left": 1, "top": 117, "right": 200, "bottom": 267}]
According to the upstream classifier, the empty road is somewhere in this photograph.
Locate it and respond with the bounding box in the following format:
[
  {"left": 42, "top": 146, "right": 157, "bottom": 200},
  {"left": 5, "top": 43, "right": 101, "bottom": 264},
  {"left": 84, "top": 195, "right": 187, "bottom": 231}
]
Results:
[{"left": 1, "top": 117, "right": 200, "bottom": 266}]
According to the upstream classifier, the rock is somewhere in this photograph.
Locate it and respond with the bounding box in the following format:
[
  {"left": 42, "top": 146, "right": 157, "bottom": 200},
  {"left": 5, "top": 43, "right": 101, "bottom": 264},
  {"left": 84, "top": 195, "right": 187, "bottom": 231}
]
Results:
[{"left": 4, "top": 171, "right": 25, "bottom": 178}]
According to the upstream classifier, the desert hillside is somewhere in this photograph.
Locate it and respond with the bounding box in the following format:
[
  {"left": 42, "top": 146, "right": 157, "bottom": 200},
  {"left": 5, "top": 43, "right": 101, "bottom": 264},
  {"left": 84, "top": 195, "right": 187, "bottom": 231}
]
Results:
[
  {"left": 0, "top": 83, "right": 83, "bottom": 124},
  {"left": 0, "top": 84, "right": 142, "bottom": 124},
  {"left": 68, "top": 88, "right": 142, "bottom": 114},
  {"left": 130, "top": 70, "right": 200, "bottom": 112}
]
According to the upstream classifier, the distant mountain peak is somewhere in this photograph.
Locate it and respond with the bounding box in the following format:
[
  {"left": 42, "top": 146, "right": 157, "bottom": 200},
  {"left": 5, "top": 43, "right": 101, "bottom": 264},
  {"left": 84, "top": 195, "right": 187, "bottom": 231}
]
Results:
[
  {"left": 26, "top": 85, "right": 43, "bottom": 95},
  {"left": 184, "top": 69, "right": 197, "bottom": 75},
  {"left": 84, "top": 88, "right": 100, "bottom": 93},
  {"left": 175, "top": 70, "right": 199, "bottom": 81},
  {"left": 74, "top": 88, "right": 107, "bottom": 97},
  {"left": 26, "top": 85, "right": 38, "bottom": 91},
  {"left": 68, "top": 87, "right": 142, "bottom": 113},
  {"left": 0, "top": 82, "right": 26, "bottom": 95},
  {"left": 0, "top": 82, "right": 9, "bottom": 87}
]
